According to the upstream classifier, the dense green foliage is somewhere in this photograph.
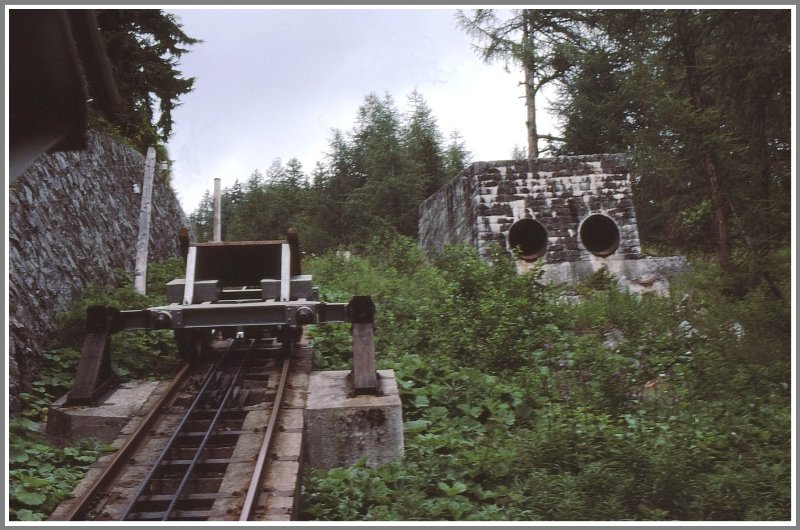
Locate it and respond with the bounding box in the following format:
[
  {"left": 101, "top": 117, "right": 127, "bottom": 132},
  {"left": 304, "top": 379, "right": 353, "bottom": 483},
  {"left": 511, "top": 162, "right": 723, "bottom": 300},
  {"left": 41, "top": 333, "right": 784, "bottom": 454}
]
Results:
[
  {"left": 190, "top": 91, "right": 471, "bottom": 254},
  {"left": 9, "top": 418, "right": 114, "bottom": 522},
  {"left": 300, "top": 235, "right": 790, "bottom": 521},
  {"left": 92, "top": 9, "right": 199, "bottom": 154},
  {"left": 551, "top": 9, "right": 791, "bottom": 261},
  {"left": 9, "top": 258, "right": 185, "bottom": 521}
]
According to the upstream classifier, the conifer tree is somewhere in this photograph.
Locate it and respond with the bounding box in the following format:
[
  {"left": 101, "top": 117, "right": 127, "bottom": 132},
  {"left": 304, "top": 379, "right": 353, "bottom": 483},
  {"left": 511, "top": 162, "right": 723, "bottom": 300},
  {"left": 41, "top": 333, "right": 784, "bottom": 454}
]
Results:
[
  {"left": 402, "top": 89, "right": 447, "bottom": 197},
  {"left": 456, "top": 9, "right": 582, "bottom": 158},
  {"left": 443, "top": 130, "right": 471, "bottom": 178},
  {"left": 285, "top": 158, "right": 306, "bottom": 188},
  {"left": 189, "top": 189, "right": 213, "bottom": 242},
  {"left": 95, "top": 9, "right": 199, "bottom": 151},
  {"left": 553, "top": 9, "right": 790, "bottom": 264}
]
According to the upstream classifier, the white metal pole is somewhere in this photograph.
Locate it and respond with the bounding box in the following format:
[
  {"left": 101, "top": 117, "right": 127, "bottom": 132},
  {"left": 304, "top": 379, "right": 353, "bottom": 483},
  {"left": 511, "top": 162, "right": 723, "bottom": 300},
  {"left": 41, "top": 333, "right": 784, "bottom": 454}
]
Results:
[
  {"left": 280, "top": 243, "right": 291, "bottom": 302},
  {"left": 213, "top": 177, "right": 222, "bottom": 242},
  {"left": 134, "top": 147, "right": 157, "bottom": 294},
  {"left": 183, "top": 246, "right": 197, "bottom": 305}
]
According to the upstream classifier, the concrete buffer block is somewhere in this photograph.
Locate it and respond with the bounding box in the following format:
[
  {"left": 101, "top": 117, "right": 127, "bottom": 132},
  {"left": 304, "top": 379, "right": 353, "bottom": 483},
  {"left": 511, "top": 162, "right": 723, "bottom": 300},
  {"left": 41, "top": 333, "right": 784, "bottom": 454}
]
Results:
[
  {"left": 304, "top": 369, "right": 404, "bottom": 470},
  {"left": 46, "top": 379, "right": 165, "bottom": 443}
]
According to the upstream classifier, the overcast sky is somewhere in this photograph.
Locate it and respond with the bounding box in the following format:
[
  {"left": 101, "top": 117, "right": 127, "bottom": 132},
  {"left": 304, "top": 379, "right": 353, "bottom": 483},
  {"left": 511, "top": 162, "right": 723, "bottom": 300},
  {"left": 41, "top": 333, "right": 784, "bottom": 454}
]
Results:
[{"left": 166, "top": 8, "right": 560, "bottom": 213}]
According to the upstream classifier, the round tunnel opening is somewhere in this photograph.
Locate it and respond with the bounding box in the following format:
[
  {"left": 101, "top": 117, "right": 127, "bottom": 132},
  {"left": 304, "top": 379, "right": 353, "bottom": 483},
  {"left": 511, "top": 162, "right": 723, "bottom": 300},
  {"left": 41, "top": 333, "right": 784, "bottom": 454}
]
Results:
[
  {"left": 579, "top": 214, "right": 620, "bottom": 257},
  {"left": 508, "top": 218, "right": 548, "bottom": 260}
]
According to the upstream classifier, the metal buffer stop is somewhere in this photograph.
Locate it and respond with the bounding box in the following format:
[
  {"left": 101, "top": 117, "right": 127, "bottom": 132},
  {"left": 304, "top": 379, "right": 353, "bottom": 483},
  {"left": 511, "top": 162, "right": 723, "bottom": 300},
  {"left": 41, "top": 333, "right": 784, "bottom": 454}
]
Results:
[
  {"left": 304, "top": 294, "right": 404, "bottom": 471},
  {"left": 65, "top": 230, "right": 380, "bottom": 405}
]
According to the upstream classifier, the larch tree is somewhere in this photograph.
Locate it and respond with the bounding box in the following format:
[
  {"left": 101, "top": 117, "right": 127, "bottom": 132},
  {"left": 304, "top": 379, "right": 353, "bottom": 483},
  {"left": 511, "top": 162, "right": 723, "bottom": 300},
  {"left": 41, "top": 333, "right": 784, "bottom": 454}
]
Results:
[
  {"left": 552, "top": 9, "right": 790, "bottom": 267},
  {"left": 456, "top": 9, "right": 584, "bottom": 158},
  {"left": 402, "top": 89, "right": 447, "bottom": 198},
  {"left": 443, "top": 130, "right": 471, "bottom": 177},
  {"left": 285, "top": 158, "right": 306, "bottom": 188}
]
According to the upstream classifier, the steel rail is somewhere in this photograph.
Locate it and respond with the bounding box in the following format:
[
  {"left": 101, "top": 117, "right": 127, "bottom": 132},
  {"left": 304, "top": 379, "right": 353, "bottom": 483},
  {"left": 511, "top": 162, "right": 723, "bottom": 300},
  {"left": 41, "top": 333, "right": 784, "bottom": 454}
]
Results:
[
  {"left": 63, "top": 362, "right": 192, "bottom": 521},
  {"left": 120, "top": 346, "right": 235, "bottom": 520},
  {"left": 161, "top": 344, "right": 255, "bottom": 520},
  {"left": 239, "top": 355, "right": 292, "bottom": 521}
]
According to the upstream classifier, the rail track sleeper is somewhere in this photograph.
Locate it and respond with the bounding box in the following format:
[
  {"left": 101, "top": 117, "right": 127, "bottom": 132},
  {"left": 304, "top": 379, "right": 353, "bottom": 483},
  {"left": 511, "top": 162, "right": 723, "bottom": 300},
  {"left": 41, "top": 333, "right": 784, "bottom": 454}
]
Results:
[
  {"left": 127, "top": 509, "right": 228, "bottom": 520},
  {"left": 177, "top": 429, "right": 257, "bottom": 437},
  {"left": 158, "top": 457, "right": 253, "bottom": 465},
  {"left": 188, "top": 408, "right": 250, "bottom": 418},
  {"left": 146, "top": 477, "right": 224, "bottom": 494},
  {"left": 137, "top": 492, "right": 237, "bottom": 502}
]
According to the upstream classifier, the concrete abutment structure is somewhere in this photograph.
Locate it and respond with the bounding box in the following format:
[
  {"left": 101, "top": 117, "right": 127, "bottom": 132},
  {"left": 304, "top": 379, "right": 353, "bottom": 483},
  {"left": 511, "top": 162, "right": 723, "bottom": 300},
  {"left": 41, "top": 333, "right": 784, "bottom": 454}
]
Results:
[{"left": 419, "top": 154, "right": 689, "bottom": 291}]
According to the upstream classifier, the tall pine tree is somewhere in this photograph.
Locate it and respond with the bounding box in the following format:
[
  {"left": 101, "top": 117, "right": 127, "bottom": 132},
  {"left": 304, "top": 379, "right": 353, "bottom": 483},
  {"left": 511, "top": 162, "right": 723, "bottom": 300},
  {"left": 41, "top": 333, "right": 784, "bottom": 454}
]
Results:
[{"left": 95, "top": 9, "right": 199, "bottom": 151}]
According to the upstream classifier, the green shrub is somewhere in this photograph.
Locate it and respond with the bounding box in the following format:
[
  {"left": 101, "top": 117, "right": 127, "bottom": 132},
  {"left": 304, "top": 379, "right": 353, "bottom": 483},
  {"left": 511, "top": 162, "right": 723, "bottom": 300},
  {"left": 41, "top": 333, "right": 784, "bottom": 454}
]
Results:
[
  {"left": 9, "top": 418, "right": 114, "bottom": 521},
  {"left": 10, "top": 258, "right": 186, "bottom": 520},
  {"left": 301, "top": 235, "right": 790, "bottom": 521}
]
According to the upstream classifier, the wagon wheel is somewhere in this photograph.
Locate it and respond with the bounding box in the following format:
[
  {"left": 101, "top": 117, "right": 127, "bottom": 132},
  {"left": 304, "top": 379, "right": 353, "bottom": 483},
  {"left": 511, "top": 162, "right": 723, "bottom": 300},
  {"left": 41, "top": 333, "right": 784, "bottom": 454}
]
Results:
[
  {"left": 278, "top": 325, "right": 297, "bottom": 359},
  {"left": 174, "top": 329, "right": 210, "bottom": 361}
]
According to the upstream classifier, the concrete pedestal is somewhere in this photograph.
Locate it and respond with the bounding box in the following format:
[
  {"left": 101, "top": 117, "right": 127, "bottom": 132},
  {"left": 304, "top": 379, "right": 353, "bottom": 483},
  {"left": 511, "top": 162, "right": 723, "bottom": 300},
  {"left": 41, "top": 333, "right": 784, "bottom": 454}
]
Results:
[
  {"left": 46, "top": 380, "right": 166, "bottom": 443},
  {"left": 304, "top": 369, "right": 404, "bottom": 470}
]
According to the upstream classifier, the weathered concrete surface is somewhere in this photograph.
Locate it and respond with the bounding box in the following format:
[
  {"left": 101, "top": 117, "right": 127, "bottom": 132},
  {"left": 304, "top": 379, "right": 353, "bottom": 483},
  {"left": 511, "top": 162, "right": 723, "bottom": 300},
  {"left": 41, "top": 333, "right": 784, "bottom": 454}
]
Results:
[
  {"left": 9, "top": 129, "right": 190, "bottom": 415},
  {"left": 419, "top": 154, "right": 689, "bottom": 291},
  {"left": 417, "top": 165, "right": 478, "bottom": 255},
  {"left": 542, "top": 255, "right": 691, "bottom": 294},
  {"left": 304, "top": 370, "right": 404, "bottom": 470},
  {"left": 251, "top": 343, "right": 313, "bottom": 522},
  {"left": 46, "top": 380, "right": 167, "bottom": 443}
]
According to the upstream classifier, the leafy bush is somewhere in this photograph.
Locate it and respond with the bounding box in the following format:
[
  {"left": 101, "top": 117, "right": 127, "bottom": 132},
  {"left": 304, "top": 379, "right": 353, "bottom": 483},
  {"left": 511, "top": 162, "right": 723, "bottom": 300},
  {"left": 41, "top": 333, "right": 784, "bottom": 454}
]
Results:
[
  {"left": 301, "top": 234, "right": 790, "bottom": 521},
  {"left": 10, "top": 258, "right": 186, "bottom": 520},
  {"left": 9, "top": 418, "right": 114, "bottom": 521}
]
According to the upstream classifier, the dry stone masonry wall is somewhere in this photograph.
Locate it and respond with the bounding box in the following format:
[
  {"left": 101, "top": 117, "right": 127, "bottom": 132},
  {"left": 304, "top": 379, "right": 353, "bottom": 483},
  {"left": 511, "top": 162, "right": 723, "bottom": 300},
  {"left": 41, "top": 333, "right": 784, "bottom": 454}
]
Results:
[
  {"left": 419, "top": 154, "right": 688, "bottom": 291},
  {"left": 8, "top": 130, "right": 190, "bottom": 414}
]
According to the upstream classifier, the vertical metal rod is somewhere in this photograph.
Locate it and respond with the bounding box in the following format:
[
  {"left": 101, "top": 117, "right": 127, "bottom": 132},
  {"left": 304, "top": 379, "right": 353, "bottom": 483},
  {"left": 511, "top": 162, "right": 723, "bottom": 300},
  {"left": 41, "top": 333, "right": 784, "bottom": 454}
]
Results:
[
  {"left": 183, "top": 246, "right": 196, "bottom": 305},
  {"left": 212, "top": 177, "right": 222, "bottom": 242},
  {"left": 280, "top": 243, "right": 291, "bottom": 302},
  {"left": 134, "top": 146, "right": 157, "bottom": 294}
]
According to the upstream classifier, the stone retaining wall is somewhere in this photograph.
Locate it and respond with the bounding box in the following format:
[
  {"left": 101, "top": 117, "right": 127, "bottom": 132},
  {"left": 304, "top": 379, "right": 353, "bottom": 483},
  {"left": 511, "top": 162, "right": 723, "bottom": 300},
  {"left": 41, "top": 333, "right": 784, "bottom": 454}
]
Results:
[{"left": 8, "top": 131, "right": 190, "bottom": 414}]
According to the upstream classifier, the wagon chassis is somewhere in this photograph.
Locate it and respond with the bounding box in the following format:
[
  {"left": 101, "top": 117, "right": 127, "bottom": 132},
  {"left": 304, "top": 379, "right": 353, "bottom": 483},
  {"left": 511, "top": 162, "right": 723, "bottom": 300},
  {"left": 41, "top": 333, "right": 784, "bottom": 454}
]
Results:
[{"left": 67, "top": 230, "right": 378, "bottom": 406}]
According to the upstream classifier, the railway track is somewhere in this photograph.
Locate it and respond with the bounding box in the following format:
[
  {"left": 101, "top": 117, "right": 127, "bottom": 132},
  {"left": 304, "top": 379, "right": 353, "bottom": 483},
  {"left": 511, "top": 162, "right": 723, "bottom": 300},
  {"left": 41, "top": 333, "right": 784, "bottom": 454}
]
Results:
[
  {"left": 48, "top": 233, "right": 378, "bottom": 521},
  {"left": 54, "top": 337, "right": 305, "bottom": 521}
]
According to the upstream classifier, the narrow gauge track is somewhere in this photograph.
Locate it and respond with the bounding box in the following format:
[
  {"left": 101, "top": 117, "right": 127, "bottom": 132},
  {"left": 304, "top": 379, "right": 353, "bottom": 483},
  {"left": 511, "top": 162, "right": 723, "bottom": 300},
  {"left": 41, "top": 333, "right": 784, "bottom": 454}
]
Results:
[{"left": 63, "top": 338, "right": 293, "bottom": 521}]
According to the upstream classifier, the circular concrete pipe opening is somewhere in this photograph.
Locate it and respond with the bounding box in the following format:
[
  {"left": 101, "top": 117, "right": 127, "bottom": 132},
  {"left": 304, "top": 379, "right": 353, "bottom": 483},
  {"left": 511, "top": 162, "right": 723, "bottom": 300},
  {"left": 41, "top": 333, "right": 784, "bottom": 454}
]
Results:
[
  {"left": 508, "top": 218, "right": 548, "bottom": 260},
  {"left": 579, "top": 214, "right": 620, "bottom": 257}
]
